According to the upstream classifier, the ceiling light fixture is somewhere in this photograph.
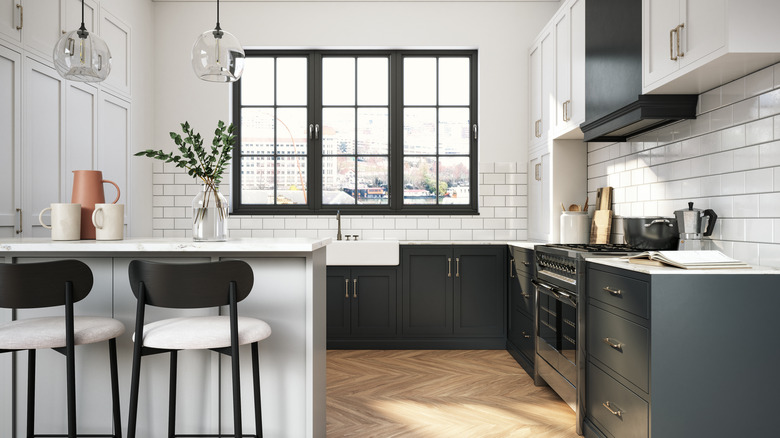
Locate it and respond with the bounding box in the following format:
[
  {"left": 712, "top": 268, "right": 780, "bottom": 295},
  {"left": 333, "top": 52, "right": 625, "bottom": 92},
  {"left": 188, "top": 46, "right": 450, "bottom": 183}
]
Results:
[
  {"left": 191, "top": 0, "right": 245, "bottom": 82},
  {"left": 52, "top": 0, "right": 111, "bottom": 82}
]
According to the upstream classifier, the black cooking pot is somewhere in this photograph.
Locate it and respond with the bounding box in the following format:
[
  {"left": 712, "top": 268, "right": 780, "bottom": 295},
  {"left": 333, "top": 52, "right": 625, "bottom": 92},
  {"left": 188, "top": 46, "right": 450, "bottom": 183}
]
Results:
[{"left": 622, "top": 217, "right": 679, "bottom": 250}]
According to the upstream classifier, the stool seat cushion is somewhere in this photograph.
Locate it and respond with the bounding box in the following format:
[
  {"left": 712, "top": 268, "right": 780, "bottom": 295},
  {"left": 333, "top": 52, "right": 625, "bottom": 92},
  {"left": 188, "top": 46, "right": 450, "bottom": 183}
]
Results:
[
  {"left": 134, "top": 316, "right": 271, "bottom": 350},
  {"left": 0, "top": 316, "right": 125, "bottom": 350}
]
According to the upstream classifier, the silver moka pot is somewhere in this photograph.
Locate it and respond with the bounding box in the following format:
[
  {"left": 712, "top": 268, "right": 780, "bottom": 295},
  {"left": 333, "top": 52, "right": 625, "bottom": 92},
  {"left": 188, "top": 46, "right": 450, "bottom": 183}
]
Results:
[{"left": 673, "top": 202, "right": 718, "bottom": 250}]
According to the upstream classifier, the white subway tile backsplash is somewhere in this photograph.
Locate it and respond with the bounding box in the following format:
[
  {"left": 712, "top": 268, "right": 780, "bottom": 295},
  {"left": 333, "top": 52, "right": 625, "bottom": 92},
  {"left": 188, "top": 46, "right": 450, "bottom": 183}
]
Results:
[
  {"left": 264, "top": 218, "right": 285, "bottom": 228},
  {"left": 774, "top": 219, "right": 780, "bottom": 243},
  {"left": 710, "top": 151, "right": 734, "bottom": 174},
  {"left": 450, "top": 229, "right": 473, "bottom": 240},
  {"left": 734, "top": 194, "right": 759, "bottom": 217},
  {"left": 439, "top": 218, "right": 462, "bottom": 229},
  {"left": 681, "top": 179, "right": 701, "bottom": 198},
  {"left": 721, "top": 78, "right": 745, "bottom": 107},
  {"left": 483, "top": 196, "right": 506, "bottom": 207},
  {"left": 721, "top": 125, "right": 746, "bottom": 151},
  {"left": 495, "top": 229, "right": 517, "bottom": 241},
  {"left": 428, "top": 230, "right": 451, "bottom": 240},
  {"left": 746, "top": 219, "right": 773, "bottom": 242},
  {"left": 732, "top": 242, "right": 760, "bottom": 265},
  {"left": 505, "top": 173, "right": 525, "bottom": 184},
  {"left": 759, "top": 192, "right": 780, "bottom": 217},
  {"left": 721, "top": 172, "right": 745, "bottom": 195},
  {"left": 691, "top": 112, "right": 711, "bottom": 135},
  {"left": 480, "top": 184, "right": 495, "bottom": 196},
  {"left": 700, "top": 175, "right": 722, "bottom": 197},
  {"left": 746, "top": 118, "right": 774, "bottom": 145},
  {"left": 494, "top": 207, "right": 517, "bottom": 218},
  {"left": 494, "top": 184, "right": 516, "bottom": 196},
  {"left": 759, "top": 141, "right": 780, "bottom": 167},
  {"left": 478, "top": 162, "right": 495, "bottom": 174},
  {"left": 776, "top": 168, "right": 780, "bottom": 191},
  {"left": 273, "top": 229, "right": 296, "bottom": 238},
  {"left": 406, "top": 230, "right": 429, "bottom": 241},
  {"left": 746, "top": 67, "right": 774, "bottom": 98},
  {"left": 759, "top": 88, "right": 780, "bottom": 118},
  {"left": 483, "top": 174, "right": 505, "bottom": 185},
  {"left": 759, "top": 243, "right": 780, "bottom": 268},
  {"left": 745, "top": 168, "right": 773, "bottom": 193},
  {"left": 734, "top": 146, "right": 760, "bottom": 171},
  {"left": 711, "top": 106, "right": 734, "bottom": 130},
  {"left": 701, "top": 88, "right": 721, "bottom": 113}
]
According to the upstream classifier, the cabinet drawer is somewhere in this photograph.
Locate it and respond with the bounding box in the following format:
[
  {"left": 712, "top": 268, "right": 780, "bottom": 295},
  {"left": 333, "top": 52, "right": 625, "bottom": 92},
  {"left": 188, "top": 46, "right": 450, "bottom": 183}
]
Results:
[
  {"left": 509, "top": 309, "right": 535, "bottom": 360},
  {"left": 511, "top": 273, "right": 534, "bottom": 317},
  {"left": 588, "top": 305, "right": 649, "bottom": 393},
  {"left": 588, "top": 269, "right": 649, "bottom": 318},
  {"left": 587, "top": 363, "right": 649, "bottom": 438},
  {"left": 511, "top": 247, "right": 533, "bottom": 276}
]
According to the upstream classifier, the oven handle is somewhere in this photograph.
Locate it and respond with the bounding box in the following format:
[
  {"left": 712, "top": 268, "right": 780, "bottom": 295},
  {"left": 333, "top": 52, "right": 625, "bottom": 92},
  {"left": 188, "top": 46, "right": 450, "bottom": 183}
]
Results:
[{"left": 532, "top": 279, "right": 577, "bottom": 306}]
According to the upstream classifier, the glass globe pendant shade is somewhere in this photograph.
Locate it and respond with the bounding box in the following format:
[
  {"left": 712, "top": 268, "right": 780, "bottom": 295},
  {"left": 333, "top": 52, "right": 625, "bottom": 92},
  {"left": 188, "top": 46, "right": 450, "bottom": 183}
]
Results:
[
  {"left": 53, "top": 29, "right": 112, "bottom": 82},
  {"left": 191, "top": 28, "right": 245, "bottom": 82}
]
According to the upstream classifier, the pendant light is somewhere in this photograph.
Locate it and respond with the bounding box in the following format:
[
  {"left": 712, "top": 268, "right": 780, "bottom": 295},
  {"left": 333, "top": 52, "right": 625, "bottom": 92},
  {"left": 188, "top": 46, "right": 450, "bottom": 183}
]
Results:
[
  {"left": 52, "top": 0, "right": 111, "bottom": 82},
  {"left": 191, "top": 0, "right": 245, "bottom": 82}
]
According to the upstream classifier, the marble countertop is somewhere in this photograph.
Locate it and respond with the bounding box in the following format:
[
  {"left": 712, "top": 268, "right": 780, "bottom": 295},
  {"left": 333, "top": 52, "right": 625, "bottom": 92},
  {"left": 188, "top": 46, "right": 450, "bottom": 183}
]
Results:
[
  {"left": 588, "top": 257, "right": 780, "bottom": 275},
  {"left": 0, "top": 237, "right": 331, "bottom": 254}
]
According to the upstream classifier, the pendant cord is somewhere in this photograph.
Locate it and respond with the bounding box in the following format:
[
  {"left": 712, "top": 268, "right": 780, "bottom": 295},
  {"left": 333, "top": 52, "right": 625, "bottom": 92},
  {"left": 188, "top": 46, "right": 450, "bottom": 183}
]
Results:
[
  {"left": 77, "top": 0, "right": 87, "bottom": 36},
  {"left": 215, "top": 0, "right": 221, "bottom": 31}
]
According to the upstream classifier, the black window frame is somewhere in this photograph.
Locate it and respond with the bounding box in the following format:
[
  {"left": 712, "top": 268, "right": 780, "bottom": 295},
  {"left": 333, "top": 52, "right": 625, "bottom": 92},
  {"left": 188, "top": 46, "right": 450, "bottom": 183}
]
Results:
[{"left": 231, "top": 49, "right": 478, "bottom": 215}]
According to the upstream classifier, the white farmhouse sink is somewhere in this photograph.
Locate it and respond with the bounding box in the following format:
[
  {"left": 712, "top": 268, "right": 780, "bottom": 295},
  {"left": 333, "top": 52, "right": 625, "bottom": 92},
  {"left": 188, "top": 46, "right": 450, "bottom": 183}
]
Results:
[{"left": 326, "top": 239, "right": 400, "bottom": 266}]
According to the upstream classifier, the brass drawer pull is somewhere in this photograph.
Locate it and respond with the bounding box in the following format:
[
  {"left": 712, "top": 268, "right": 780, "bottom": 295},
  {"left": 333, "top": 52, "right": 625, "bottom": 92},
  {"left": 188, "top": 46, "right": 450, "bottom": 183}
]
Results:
[
  {"left": 521, "top": 331, "right": 531, "bottom": 339},
  {"left": 455, "top": 258, "right": 460, "bottom": 278},
  {"left": 352, "top": 278, "right": 357, "bottom": 298},
  {"left": 344, "top": 279, "right": 349, "bottom": 298},
  {"left": 669, "top": 27, "right": 677, "bottom": 61},
  {"left": 603, "top": 337, "right": 623, "bottom": 351},
  {"left": 676, "top": 23, "right": 685, "bottom": 57},
  {"left": 16, "top": 4, "right": 23, "bottom": 30},
  {"left": 522, "top": 261, "right": 530, "bottom": 267},
  {"left": 448, "top": 257, "right": 452, "bottom": 277},
  {"left": 510, "top": 258, "right": 515, "bottom": 278},
  {"left": 603, "top": 286, "right": 622, "bottom": 297},
  {"left": 603, "top": 401, "right": 623, "bottom": 418}
]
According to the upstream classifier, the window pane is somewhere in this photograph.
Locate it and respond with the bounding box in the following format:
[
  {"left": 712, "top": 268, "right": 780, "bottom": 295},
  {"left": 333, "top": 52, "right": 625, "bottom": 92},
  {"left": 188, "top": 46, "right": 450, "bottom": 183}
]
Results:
[
  {"left": 323, "top": 57, "right": 355, "bottom": 105},
  {"left": 403, "top": 157, "right": 437, "bottom": 205},
  {"left": 358, "top": 108, "right": 388, "bottom": 155},
  {"left": 241, "top": 58, "right": 274, "bottom": 105},
  {"left": 276, "top": 156, "right": 308, "bottom": 205},
  {"left": 404, "top": 108, "right": 436, "bottom": 155},
  {"left": 439, "top": 157, "right": 470, "bottom": 205},
  {"left": 357, "top": 157, "right": 388, "bottom": 205},
  {"left": 276, "top": 108, "right": 308, "bottom": 156},
  {"left": 323, "top": 108, "right": 356, "bottom": 155},
  {"left": 439, "top": 108, "right": 470, "bottom": 155},
  {"left": 404, "top": 58, "right": 436, "bottom": 105},
  {"left": 277, "top": 58, "right": 307, "bottom": 105},
  {"left": 322, "top": 156, "right": 356, "bottom": 205},
  {"left": 439, "top": 58, "right": 470, "bottom": 105},
  {"left": 241, "top": 156, "right": 275, "bottom": 205},
  {"left": 357, "top": 57, "right": 388, "bottom": 105},
  {"left": 241, "top": 108, "right": 275, "bottom": 155}
]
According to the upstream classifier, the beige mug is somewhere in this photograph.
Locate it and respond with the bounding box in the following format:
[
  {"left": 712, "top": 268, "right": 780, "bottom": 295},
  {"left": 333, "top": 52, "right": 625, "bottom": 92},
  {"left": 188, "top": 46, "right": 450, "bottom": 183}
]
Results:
[
  {"left": 39, "top": 203, "right": 82, "bottom": 241},
  {"left": 91, "top": 203, "right": 124, "bottom": 241}
]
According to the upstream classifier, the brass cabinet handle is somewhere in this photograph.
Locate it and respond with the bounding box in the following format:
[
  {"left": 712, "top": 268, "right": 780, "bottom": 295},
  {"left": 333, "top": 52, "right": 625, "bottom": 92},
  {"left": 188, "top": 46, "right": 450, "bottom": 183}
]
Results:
[
  {"left": 603, "top": 401, "right": 623, "bottom": 418},
  {"left": 670, "top": 27, "right": 677, "bottom": 61},
  {"left": 603, "top": 286, "right": 622, "bottom": 297},
  {"left": 522, "top": 331, "right": 531, "bottom": 339},
  {"left": 352, "top": 278, "right": 357, "bottom": 298},
  {"left": 16, "top": 208, "right": 22, "bottom": 234},
  {"left": 16, "top": 4, "right": 22, "bottom": 30},
  {"left": 521, "top": 291, "right": 531, "bottom": 299},
  {"left": 522, "top": 261, "right": 530, "bottom": 267},
  {"left": 676, "top": 23, "right": 685, "bottom": 57},
  {"left": 344, "top": 278, "right": 349, "bottom": 298},
  {"left": 448, "top": 257, "right": 452, "bottom": 277},
  {"left": 603, "top": 337, "right": 623, "bottom": 351},
  {"left": 510, "top": 258, "right": 515, "bottom": 278},
  {"left": 563, "top": 100, "right": 571, "bottom": 122},
  {"left": 455, "top": 258, "right": 460, "bottom": 278}
]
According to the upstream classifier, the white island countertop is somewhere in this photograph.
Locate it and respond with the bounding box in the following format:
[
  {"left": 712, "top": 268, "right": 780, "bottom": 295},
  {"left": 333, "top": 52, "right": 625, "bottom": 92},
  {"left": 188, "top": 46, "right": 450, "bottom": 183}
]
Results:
[{"left": 0, "top": 237, "right": 331, "bottom": 255}]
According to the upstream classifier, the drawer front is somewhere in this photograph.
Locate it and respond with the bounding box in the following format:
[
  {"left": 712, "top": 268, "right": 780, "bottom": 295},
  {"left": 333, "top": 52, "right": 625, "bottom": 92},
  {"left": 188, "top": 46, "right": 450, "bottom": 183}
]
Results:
[
  {"left": 588, "top": 269, "right": 649, "bottom": 318},
  {"left": 514, "top": 310, "right": 535, "bottom": 360},
  {"left": 587, "top": 363, "right": 649, "bottom": 438},
  {"left": 588, "top": 305, "right": 649, "bottom": 392},
  {"left": 511, "top": 273, "right": 534, "bottom": 317},
  {"left": 511, "top": 247, "right": 533, "bottom": 276}
]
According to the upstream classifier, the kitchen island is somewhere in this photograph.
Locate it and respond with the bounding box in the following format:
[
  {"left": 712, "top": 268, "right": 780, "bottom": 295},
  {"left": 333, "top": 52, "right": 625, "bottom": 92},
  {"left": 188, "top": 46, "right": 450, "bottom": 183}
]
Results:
[{"left": 0, "top": 237, "right": 329, "bottom": 438}]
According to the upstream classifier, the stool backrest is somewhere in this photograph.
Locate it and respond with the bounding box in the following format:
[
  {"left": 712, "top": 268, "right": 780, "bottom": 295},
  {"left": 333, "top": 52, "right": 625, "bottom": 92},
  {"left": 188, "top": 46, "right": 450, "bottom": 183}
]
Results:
[
  {"left": 0, "top": 260, "right": 94, "bottom": 309},
  {"left": 128, "top": 260, "right": 254, "bottom": 309}
]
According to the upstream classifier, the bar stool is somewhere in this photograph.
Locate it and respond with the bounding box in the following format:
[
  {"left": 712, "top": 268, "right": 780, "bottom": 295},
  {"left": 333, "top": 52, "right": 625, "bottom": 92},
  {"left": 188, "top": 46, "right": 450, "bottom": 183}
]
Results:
[
  {"left": 0, "top": 260, "right": 125, "bottom": 438},
  {"left": 126, "top": 260, "right": 271, "bottom": 438}
]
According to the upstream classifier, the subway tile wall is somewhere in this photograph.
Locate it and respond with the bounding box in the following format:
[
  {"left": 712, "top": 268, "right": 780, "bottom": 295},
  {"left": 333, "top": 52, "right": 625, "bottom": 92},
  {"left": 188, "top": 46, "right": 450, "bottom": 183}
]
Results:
[
  {"left": 151, "top": 161, "right": 528, "bottom": 242},
  {"left": 587, "top": 63, "right": 780, "bottom": 267}
]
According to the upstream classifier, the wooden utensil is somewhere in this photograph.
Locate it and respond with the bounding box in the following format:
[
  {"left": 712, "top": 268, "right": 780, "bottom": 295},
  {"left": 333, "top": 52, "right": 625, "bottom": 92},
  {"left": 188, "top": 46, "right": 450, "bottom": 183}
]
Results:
[
  {"left": 583, "top": 196, "right": 589, "bottom": 212},
  {"left": 595, "top": 188, "right": 603, "bottom": 211},
  {"left": 568, "top": 204, "right": 580, "bottom": 211},
  {"left": 561, "top": 203, "right": 567, "bottom": 212}
]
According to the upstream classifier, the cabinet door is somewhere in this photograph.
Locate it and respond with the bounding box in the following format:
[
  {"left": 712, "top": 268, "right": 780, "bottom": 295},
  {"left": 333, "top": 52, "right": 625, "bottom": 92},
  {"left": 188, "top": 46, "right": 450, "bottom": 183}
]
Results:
[
  {"left": 529, "top": 42, "right": 541, "bottom": 145},
  {"left": 453, "top": 246, "right": 505, "bottom": 336},
  {"left": 65, "top": 81, "right": 97, "bottom": 200},
  {"left": 553, "top": 10, "right": 570, "bottom": 135},
  {"left": 20, "top": 0, "right": 63, "bottom": 60},
  {"left": 679, "top": 0, "right": 726, "bottom": 68},
  {"left": 528, "top": 153, "right": 550, "bottom": 241},
  {"left": 0, "top": 44, "right": 21, "bottom": 238},
  {"left": 642, "top": 0, "right": 681, "bottom": 88},
  {"left": 402, "top": 246, "right": 453, "bottom": 336},
  {"left": 0, "top": 0, "right": 22, "bottom": 45},
  {"left": 99, "top": 8, "right": 130, "bottom": 97},
  {"left": 23, "top": 57, "right": 65, "bottom": 237},
  {"left": 326, "top": 268, "right": 351, "bottom": 337},
  {"left": 351, "top": 268, "right": 397, "bottom": 337},
  {"left": 97, "top": 91, "right": 129, "bottom": 224},
  {"left": 540, "top": 30, "right": 553, "bottom": 142},
  {"left": 540, "top": 153, "right": 550, "bottom": 241},
  {"left": 568, "top": 0, "right": 585, "bottom": 127}
]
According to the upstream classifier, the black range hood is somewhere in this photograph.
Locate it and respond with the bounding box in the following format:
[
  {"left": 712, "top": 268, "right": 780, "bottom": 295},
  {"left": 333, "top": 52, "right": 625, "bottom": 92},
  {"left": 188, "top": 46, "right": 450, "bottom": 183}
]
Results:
[{"left": 581, "top": 0, "right": 697, "bottom": 143}]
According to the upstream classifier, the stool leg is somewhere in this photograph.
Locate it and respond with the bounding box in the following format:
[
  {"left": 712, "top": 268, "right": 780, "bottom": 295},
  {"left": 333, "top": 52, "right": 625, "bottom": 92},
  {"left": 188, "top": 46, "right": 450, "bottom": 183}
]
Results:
[
  {"left": 252, "top": 342, "right": 262, "bottom": 438},
  {"left": 109, "top": 338, "right": 122, "bottom": 438},
  {"left": 26, "top": 349, "right": 35, "bottom": 438},
  {"left": 127, "top": 343, "right": 142, "bottom": 438},
  {"left": 168, "top": 351, "right": 177, "bottom": 438},
  {"left": 231, "top": 343, "right": 243, "bottom": 438},
  {"left": 66, "top": 340, "right": 76, "bottom": 438}
]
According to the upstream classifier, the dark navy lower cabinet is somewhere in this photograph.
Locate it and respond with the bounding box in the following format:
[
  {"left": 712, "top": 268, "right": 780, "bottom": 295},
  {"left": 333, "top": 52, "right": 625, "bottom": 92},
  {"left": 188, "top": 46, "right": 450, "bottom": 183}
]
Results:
[
  {"left": 326, "top": 266, "right": 397, "bottom": 346},
  {"left": 506, "top": 246, "right": 535, "bottom": 376}
]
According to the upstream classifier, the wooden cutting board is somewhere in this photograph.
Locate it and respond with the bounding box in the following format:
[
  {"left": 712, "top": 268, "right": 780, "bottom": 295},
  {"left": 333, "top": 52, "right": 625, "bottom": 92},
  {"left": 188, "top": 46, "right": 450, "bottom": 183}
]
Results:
[
  {"left": 598, "top": 187, "right": 613, "bottom": 211},
  {"left": 589, "top": 210, "right": 613, "bottom": 244}
]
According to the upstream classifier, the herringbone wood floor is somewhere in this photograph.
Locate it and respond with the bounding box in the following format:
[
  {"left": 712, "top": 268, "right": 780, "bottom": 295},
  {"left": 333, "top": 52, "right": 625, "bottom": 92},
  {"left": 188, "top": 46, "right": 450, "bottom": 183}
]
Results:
[{"left": 327, "top": 350, "right": 578, "bottom": 438}]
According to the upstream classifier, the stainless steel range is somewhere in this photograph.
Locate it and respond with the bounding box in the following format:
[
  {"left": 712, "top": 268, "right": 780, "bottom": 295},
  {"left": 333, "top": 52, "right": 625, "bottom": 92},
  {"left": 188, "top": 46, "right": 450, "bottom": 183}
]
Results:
[{"left": 533, "top": 243, "right": 639, "bottom": 436}]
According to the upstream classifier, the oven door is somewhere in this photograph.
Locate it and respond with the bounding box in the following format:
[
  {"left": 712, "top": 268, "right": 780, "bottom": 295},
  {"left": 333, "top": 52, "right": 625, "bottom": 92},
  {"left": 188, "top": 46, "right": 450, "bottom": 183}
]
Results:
[{"left": 534, "top": 280, "right": 578, "bottom": 386}]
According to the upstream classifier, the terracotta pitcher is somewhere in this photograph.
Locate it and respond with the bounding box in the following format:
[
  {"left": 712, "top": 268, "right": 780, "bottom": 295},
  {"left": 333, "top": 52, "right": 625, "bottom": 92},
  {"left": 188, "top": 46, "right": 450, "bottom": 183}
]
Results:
[{"left": 71, "top": 170, "right": 120, "bottom": 239}]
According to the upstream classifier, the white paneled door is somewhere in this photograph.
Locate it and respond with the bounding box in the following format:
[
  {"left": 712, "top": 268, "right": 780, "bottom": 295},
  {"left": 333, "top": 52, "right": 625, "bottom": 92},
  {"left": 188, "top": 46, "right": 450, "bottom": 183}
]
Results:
[{"left": 0, "top": 44, "right": 21, "bottom": 239}]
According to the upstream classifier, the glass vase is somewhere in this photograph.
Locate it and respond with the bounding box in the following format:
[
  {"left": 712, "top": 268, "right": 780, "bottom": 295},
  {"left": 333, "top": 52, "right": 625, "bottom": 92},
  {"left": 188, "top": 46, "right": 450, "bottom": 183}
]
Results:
[{"left": 192, "top": 185, "right": 228, "bottom": 241}]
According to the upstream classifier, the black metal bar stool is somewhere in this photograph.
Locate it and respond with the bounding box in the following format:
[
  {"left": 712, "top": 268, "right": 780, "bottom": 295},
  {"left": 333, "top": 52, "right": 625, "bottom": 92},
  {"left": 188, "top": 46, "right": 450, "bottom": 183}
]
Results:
[
  {"left": 126, "top": 260, "right": 271, "bottom": 438},
  {"left": 0, "top": 260, "right": 125, "bottom": 438}
]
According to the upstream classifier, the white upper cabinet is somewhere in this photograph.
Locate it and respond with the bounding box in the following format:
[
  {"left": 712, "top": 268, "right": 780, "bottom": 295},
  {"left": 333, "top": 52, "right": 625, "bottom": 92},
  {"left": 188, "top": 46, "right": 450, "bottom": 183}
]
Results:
[
  {"left": 552, "top": 0, "right": 585, "bottom": 139},
  {"left": 0, "top": 0, "right": 64, "bottom": 61},
  {"left": 100, "top": 8, "right": 130, "bottom": 97},
  {"left": 0, "top": 0, "right": 23, "bottom": 45},
  {"left": 643, "top": 0, "right": 780, "bottom": 94},
  {"left": 529, "top": 28, "right": 552, "bottom": 149},
  {"left": 0, "top": 44, "right": 21, "bottom": 239}
]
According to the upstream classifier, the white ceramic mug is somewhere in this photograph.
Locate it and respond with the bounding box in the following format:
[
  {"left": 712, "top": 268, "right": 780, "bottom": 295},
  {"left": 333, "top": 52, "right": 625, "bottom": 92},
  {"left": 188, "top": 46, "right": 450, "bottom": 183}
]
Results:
[
  {"left": 92, "top": 203, "right": 124, "bottom": 241},
  {"left": 39, "top": 203, "right": 82, "bottom": 241}
]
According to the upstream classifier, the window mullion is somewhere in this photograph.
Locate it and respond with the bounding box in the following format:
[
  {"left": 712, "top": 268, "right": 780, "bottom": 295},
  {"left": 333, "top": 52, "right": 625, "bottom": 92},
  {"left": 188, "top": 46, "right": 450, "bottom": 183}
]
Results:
[
  {"left": 390, "top": 52, "right": 403, "bottom": 211},
  {"left": 311, "top": 52, "right": 322, "bottom": 211}
]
